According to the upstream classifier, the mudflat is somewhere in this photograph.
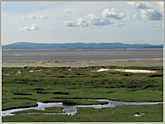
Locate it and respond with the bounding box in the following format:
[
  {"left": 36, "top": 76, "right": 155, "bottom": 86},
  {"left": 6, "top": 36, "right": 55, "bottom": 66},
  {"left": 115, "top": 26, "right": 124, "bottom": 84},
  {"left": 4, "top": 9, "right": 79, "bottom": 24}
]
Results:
[{"left": 2, "top": 60, "right": 163, "bottom": 67}]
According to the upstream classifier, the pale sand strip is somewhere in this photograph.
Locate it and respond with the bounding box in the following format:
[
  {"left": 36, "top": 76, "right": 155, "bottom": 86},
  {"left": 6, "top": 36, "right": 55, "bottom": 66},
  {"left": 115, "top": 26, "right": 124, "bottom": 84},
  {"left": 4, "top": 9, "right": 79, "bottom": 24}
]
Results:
[
  {"left": 97, "top": 68, "right": 157, "bottom": 73},
  {"left": 2, "top": 60, "right": 163, "bottom": 67},
  {"left": 115, "top": 69, "right": 157, "bottom": 73}
]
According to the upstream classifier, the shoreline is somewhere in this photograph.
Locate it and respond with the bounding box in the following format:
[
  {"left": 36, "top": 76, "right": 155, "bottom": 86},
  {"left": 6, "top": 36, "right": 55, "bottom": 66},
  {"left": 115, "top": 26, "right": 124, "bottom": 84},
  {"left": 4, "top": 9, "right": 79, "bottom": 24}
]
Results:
[{"left": 2, "top": 60, "right": 163, "bottom": 67}]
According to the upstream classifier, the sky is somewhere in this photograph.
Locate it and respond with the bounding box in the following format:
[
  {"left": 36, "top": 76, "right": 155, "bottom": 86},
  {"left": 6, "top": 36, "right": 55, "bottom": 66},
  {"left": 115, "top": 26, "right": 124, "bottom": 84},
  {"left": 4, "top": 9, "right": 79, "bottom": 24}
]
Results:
[{"left": 1, "top": 1, "right": 164, "bottom": 45}]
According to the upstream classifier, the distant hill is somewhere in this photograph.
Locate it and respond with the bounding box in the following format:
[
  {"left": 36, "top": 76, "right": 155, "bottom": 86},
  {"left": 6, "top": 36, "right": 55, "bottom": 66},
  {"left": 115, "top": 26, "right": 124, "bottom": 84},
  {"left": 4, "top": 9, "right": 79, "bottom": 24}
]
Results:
[{"left": 2, "top": 42, "right": 163, "bottom": 49}]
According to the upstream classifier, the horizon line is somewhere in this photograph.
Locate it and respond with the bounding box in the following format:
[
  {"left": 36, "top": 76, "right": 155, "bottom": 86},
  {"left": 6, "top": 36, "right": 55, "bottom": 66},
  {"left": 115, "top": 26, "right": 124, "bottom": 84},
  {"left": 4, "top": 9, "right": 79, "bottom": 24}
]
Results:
[{"left": 2, "top": 41, "right": 163, "bottom": 46}]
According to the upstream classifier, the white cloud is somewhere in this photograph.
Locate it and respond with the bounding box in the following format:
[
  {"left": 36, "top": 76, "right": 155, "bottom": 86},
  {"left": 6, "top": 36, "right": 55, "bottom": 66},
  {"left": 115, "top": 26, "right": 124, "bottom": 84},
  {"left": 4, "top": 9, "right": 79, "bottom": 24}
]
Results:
[
  {"left": 29, "top": 14, "right": 36, "bottom": 19},
  {"left": 40, "top": 15, "right": 48, "bottom": 19},
  {"left": 76, "top": 18, "right": 89, "bottom": 27},
  {"left": 127, "top": 2, "right": 149, "bottom": 9},
  {"left": 102, "top": 8, "right": 125, "bottom": 20},
  {"left": 116, "top": 23, "right": 125, "bottom": 26},
  {"left": 20, "top": 16, "right": 27, "bottom": 20},
  {"left": 19, "top": 26, "right": 30, "bottom": 31},
  {"left": 133, "top": 14, "right": 140, "bottom": 19},
  {"left": 64, "top": 18, "right": 88, "bottom": 27},
  {"left": 158, "top": 2, "right": 164, "bottom": 8},
  {"left": 140, "top": 9, "right": 163, "bottom": 20},
  {"left": 64, "top": 20, "right": 77, "bottom": 27},
  {"left": 76, "top": 11, "right": 83, "bottom": 15},
  {"left": 114, "top": 3, "right": 123, "bottom": 7},
  {"left": 86, "top": 14, "right": 97, "bottom": 20},
  {"left": 64, "top": 14, "right": 110, "bottom": 28},
  {"left": 19, "top": 24, "right": 39, "bottom": 31},
  {"left": 76, "top": 11, "right": 79, "bottom": 14},
  {"left": 158, "top": 2, "right": 164, "bottom": 12},
  {"left": 64, "top": 9, "right": 71, "bottom": 13},
  {"left": 86, "top": 14, "right": 111, "bottom": 27}
]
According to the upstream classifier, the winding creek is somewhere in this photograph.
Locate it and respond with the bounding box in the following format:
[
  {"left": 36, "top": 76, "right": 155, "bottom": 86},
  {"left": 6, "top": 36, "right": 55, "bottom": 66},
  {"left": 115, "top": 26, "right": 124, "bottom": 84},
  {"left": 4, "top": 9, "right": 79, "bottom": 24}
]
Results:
[{"left": 2, "top": 99, "right": 163, "bottom": 117}]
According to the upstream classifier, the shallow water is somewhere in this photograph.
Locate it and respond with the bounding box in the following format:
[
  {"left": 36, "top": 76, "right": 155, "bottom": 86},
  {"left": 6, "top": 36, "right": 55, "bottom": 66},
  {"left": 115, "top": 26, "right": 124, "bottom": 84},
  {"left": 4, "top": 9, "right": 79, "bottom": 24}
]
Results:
[
  {"left": 2, "top": 99, "right": 162, "bottom": 117},
  {"left": 2, "top": 49, "right": 163, "bottom": 62}
]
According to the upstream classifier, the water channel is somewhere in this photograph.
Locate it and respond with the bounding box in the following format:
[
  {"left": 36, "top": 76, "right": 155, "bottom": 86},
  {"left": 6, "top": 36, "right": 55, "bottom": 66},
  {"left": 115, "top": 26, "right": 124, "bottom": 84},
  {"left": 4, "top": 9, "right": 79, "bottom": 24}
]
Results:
[{"left": 2, "top": 99, "right": 163, "bottom": 117}]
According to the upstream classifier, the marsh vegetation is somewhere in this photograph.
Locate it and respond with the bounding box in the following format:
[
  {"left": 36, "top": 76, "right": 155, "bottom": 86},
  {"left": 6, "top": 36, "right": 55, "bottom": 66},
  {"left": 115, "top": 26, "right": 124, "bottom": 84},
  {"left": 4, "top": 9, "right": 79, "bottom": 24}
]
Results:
[{"left": 2, "top": 66, "right": 163, "bottom": 122}]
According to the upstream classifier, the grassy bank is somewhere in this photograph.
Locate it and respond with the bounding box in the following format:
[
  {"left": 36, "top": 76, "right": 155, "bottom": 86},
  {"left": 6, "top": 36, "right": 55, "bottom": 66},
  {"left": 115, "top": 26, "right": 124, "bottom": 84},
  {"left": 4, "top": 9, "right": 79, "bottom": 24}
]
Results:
[{"left": 2, "top": 66, "right": 163, "bottom": 122}]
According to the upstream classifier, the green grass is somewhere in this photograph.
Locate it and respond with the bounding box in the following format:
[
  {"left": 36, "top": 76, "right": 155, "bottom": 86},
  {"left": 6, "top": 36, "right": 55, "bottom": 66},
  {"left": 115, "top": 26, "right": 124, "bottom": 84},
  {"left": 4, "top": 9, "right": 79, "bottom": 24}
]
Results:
[
  {"left": 2, "top": 66, "right": 163, "bottom": 122},
  {"left": 2, "top": 104, "right": 163, "bottom": 122},
  {"left": 11, "top": 107, "right": 64, "bottom": 114},
  {"left": 2, "top": 99, "right": 38, "bottom": 111}
]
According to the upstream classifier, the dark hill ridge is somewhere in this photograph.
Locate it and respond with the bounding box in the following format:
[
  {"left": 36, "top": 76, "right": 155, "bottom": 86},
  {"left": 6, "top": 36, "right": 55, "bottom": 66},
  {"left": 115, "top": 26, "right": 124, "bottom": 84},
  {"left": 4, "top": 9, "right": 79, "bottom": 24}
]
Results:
[{"left": 2, "top": 42, "right": 163, "bottom": 49}]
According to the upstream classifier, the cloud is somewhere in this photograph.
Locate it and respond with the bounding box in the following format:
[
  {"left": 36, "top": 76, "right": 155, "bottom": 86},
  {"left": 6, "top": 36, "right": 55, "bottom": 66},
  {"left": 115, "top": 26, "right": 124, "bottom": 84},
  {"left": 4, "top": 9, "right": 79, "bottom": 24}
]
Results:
[
  {"left": 20, "top": 16, "right": 27, "bottom": 20},
  {"left": 85, "top": 14, "right": 97, "bottom": 20},
  {"left": 76, "top": 18, "right": 89, "bottom": 27},
  {"left": 140, "top": 9, "right": 163, "bottom": 20},
  {"left": 133, "top": 14, "right": 140, "bottom": 19},
  {"left": 64, "top": 20, "right": 77, "bottom": 27},
  {"left": 40, "top": 15, "right": 48, "bottom": 19},
  {"left": 76, "top": 11, "right": 79, "bottom": 14},
  {"left": 64, "top": 14, "right": 111, "bottom": 28},
  {"left": 129, "top": 2, "right": 163, "bottom": 21},
  {"left": 158, "top": 2, "right": 164, "bottom": 12},
  {"left": 64, "top": 9, "right": 71, "bottom": 13},
  {"left": 127, "top": 2, "right": 149, "bottom": 9},
  {"left": 20, "top": 14, "right": 51, "bottom": 20},
  {"left": 114, "top": 3, "right": 123, "bottom": 7},
  {"left": 91, "top": 19, "right": 110, "bottom": 26},
  {"left": 19, "top": 24, "right": 39, "bottom": 31},
  {"left": 158, "top": 2, "right": 164, "bottom": 8},
  {"left": 116, "top": 23, "right": 125, "bottom": 26},
  {"left": 64, "top": 18, "right": 89, "bottom": 27},
  {"left": 102, "top": 8, "right": 125, "bottom": 20},
  {"left": 29, "top": 14, "right": 36, "bottom": 19},
  {"left": 86, "top": 14, "right": 111, "bottom": 27},
  {"left": 76, "top": 11, "right": 83, "bottom": 15}
]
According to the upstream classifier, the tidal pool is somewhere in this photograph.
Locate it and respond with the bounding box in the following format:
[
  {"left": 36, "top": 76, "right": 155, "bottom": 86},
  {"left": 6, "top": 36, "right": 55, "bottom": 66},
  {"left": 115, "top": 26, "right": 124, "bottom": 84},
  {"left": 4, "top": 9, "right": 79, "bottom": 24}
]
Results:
[{"left": 2, "top": 99, "right": 162, "bottom": 117}]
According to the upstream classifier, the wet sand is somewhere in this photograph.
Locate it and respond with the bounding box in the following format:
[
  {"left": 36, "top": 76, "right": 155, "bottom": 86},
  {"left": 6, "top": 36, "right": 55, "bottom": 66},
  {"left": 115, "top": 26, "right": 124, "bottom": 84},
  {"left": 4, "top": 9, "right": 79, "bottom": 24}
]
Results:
[{"left": 2, "top": 60, "right": 163, "bottom": 67}]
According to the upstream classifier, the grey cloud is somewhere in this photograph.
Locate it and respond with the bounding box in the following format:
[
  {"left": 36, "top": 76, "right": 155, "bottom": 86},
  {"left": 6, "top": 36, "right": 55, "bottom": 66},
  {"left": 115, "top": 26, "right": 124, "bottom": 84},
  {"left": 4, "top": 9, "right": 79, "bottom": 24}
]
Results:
[
  {"left": 133, "top": 8, "right": 163, "bottom": 21},
  {"left": 91, "top": 19, "right": 110, "bottom": 26},
  {"left": 140, "top": 9, "right": 163, "bottom": 20}
]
